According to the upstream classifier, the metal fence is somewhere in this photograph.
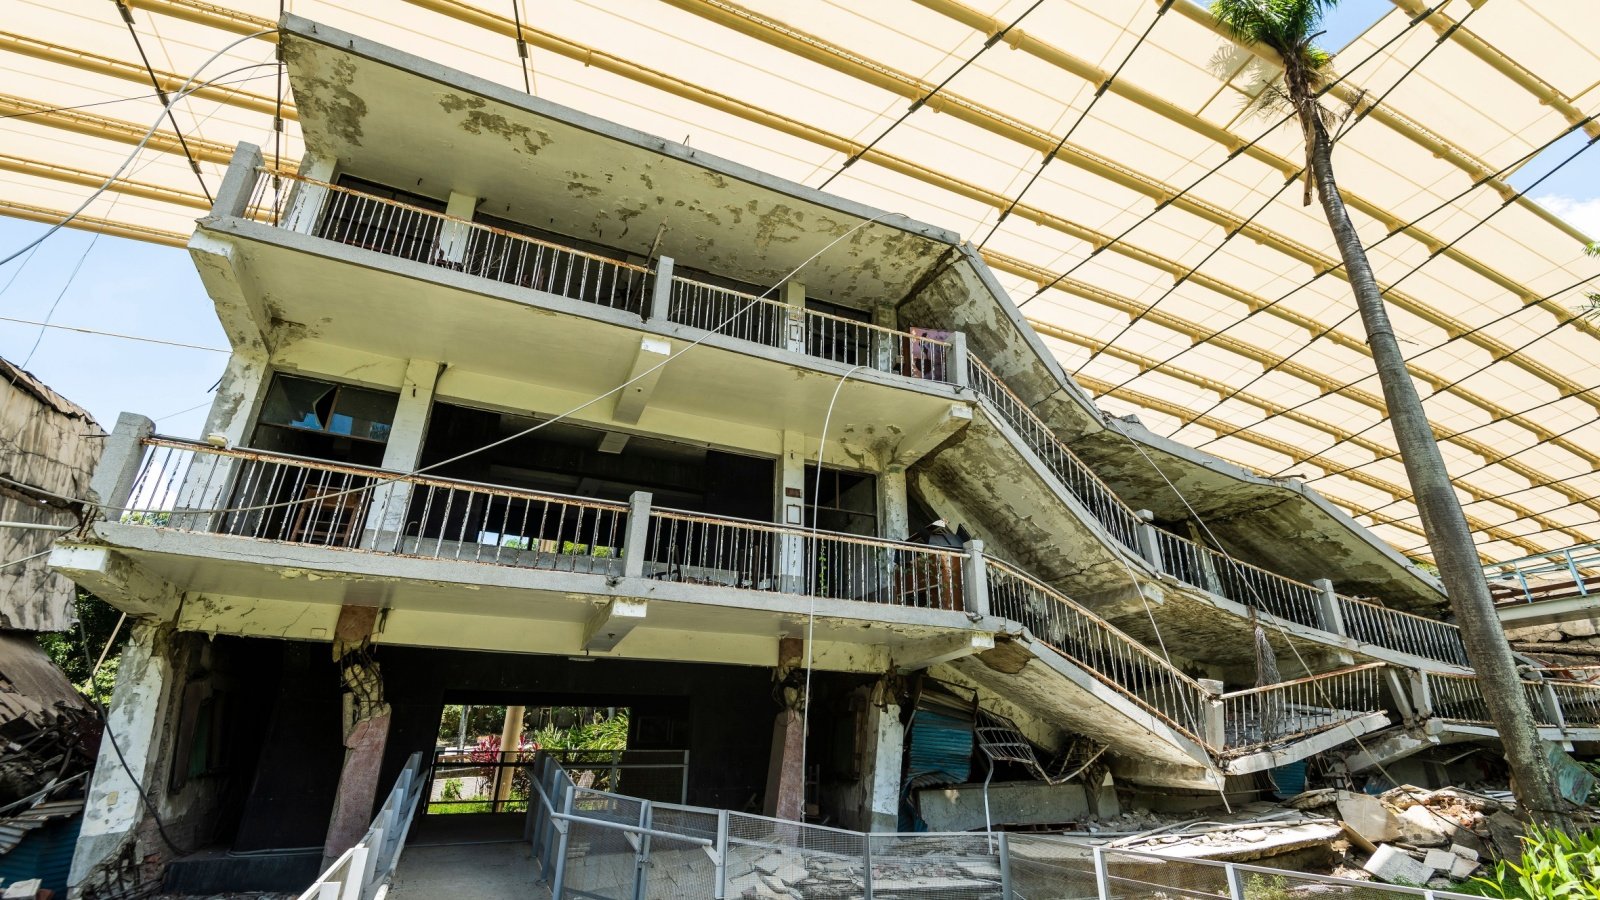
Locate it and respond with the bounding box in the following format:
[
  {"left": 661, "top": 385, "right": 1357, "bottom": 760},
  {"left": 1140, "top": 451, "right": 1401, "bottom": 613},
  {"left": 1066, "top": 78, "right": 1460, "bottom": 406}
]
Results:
[
  {"left": 1218, "top": 663, "right": 1387, "bottom": 756},
  {"left": 1482, "top": 539, "right": 1600, "bottom": 605},
  {"left": 524, "top": 753, "right": 1480, "bottom": 900},
  {"left": 1339, "top": 597, "right": 1470, "bottom": 667}
]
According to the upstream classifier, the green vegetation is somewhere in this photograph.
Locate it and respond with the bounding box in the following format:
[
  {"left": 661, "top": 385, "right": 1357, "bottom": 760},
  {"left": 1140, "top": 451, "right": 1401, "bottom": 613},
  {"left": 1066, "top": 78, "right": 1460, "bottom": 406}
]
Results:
[
  {"left": 1461, "top": 826, "right": 1600, "bottom": 898},
  {"left": 35, "top": 590, "right": 128, "bottom": 704}
]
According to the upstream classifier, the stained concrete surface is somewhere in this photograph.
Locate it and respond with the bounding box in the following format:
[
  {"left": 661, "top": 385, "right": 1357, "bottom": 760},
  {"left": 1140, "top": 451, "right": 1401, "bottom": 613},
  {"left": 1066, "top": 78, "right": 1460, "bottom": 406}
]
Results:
[{"left": 388, "top": 840, "right": 534, "bottom": 900}]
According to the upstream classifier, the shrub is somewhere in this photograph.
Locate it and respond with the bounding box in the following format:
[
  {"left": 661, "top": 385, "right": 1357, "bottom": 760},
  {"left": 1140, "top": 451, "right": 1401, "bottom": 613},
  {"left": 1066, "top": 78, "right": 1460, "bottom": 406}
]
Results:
[{"left": 1468, "top": 826, "right": 1600, "bottom": 899}]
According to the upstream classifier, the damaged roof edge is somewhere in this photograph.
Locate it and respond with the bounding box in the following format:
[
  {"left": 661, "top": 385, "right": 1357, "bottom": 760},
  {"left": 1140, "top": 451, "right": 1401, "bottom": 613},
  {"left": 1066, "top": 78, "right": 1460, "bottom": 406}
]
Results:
[
  {"left": 951, "top": 246, "right": 1447, "bottom": 602},
  {"left": 1105, "top": 415, "right": 1448, "bottom": 598},
  {"left": 277, "top": 13, "right": 960, "bottom": 249}
]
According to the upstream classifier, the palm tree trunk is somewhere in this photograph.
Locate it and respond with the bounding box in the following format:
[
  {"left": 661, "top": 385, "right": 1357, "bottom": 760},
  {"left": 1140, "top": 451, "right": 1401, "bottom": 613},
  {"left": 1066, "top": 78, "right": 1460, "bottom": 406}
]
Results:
[{"left": 1303, "top": 115, "right": 1570, "bottom": 828}]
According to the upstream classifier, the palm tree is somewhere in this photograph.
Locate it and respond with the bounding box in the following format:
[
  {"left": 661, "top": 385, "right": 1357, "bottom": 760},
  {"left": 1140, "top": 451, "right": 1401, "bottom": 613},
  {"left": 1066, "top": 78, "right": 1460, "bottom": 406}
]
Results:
[{"left": 1209, "top": 0, "right": 1570, "bottom": 827}]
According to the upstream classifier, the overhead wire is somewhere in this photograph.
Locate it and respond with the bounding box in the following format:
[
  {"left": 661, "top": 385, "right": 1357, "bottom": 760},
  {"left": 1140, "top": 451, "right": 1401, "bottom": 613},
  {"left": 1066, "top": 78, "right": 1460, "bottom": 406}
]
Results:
[
  {"left": 510, "top": 0, "right": 534, "bottom": 95},
  {"left": 1188, "top": 124, "right": 1600, "bottom": 452},
  {"left": 0, "top": 316, "right": 228, "bottom": 353},
  {"left": 816, "top": 0, "right": 1049, "bottom": 190},
  {"left": 0, "top": 73, "right": 280, "bottom": 122},
  {"left": 112, "top": 0, "right": 214, "bottom": 204},
  {"left": 1012, "top": 1, "right": 1450, "bottom": 312},
  {"left": 974, "top": 0, "right": 1178, "bottom": 251},
  {"left": 1083, "top": 112, "right": 1597, "bottom": 407}
]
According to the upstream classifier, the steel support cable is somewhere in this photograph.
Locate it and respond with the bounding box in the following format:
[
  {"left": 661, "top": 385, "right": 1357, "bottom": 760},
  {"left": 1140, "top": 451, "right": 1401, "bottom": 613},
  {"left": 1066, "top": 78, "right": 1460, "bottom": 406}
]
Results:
[
  {"left": 975, "top": 0, "right": 1177, "bottom": 251},
  {"left": 0, "top": 72, "right": 278, "bottom": 121},
  {"left": 1082, "top": 114, "right": 1597, "bottom": 412},
  {"left": 1074, "top": 171, "right": 1301, "bottom": 375},
  {"left": 1109, "top": 426, "right": 1469, "bottom": 826},
  {"left": 1402, "top": 514, "right": 1600, "bottom": 556},
  {"left": 1188, "top": 126, "right": 1599, "bottom": 452},
  {"left": 510, "top": 0, "right": 533, "bottom": 94},
  {"left": 112, "top": 0, "right": 213, "bottom": 204},
  {"left": 1013, "top": 1, "right": 1448, "bottom": 311},
  {"left": 1398, "top": 483, "right": 1600, "bottom": 537},
  {"left": 1279, "top": 273, "right": 1600, "bottom": 482},
  {"left": 816, "top": 0, "right": 1048, "bottom": 190}
]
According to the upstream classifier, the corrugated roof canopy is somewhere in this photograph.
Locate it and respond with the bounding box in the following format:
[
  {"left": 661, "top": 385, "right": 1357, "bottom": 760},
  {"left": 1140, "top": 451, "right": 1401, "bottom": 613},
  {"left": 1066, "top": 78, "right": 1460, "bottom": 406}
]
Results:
[{"left": 4, "top": 0, "right": 1598, "bottom": 565}]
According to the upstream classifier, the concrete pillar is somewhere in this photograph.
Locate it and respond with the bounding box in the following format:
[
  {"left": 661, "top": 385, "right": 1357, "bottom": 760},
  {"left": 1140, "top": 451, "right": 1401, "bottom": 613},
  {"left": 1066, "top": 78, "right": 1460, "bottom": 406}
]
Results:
[
  {"left": 325, "top": 606, "right": 391, "bottom": 861},
  {"left": 284, "top": 153, "right": 337, "bottom": 234},
  {"left": 648, "top": 256, "right": 674, "bottom": 321},
  {"left": 69, "top": 624, "right": 178, "bottom": 891},
  {"left": 493, "top": 706, "right": 526, "bottom": 812},
  {"left": 437, "top": 191, "right": 479, "bottom": 264},
  {"left": 777, "top": 430, "right": 808, "bottom": 594},
  {"left": 1313, "top": 577, "right": 1356, "bottom": 665},
  {"left": 90, "top": 413, "right": 155, "bottom": 513},
  {"left": 174, "top": 350, "right": 269, "bottom": 532},
  {"left": 1199, "top": 678, "right": 1226, "bottom": 750},
  {"left": 860, "top": 683, "right": 903, "bottom": 832},
  {"left": 872, "top": 301, "right": 897, "bottom": 373},
  {"left": 782, "top": 280, "right": 807, "bottom": 355},
  {"left": 1134, "top": 509, "right": 1164, "bottom": 571},
  {"left": 962, "top": 539, "right": 991, "bottom": 619},
  {"left": 764, "top": 637, "right": 807, "bottom": 821},
  {"left": 363, "top": 359, "right": 441, "bottom": 552},
  {"left": 877, "top": 467, "right": 909, "bottom": 541},
  {"left": 212, "top": 141, "right": 264, "bottom": 219},
  {"left": 949, "top": 332, "right": 970, "bottom": 387}
]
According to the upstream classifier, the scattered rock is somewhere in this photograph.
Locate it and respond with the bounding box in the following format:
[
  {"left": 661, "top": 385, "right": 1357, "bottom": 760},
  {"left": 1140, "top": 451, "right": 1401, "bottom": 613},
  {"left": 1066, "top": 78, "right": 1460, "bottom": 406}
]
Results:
[
  {"left": 1337, "top": 791, "right": 1401, "bottom": 844},
  {"left": 1397, "top": 804, "right": 1458, "bottom": 847}
]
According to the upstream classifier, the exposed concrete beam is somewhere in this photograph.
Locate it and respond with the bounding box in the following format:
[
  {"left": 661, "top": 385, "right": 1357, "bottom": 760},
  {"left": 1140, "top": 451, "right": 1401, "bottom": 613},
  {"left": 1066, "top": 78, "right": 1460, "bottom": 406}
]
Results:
[
  {"left": 1224, "top": 711, "right": 1391, "bottom": 774},
  {"left": 658, "top": 0, "right": 1600, "bottom": 412},
  {"left": 582, "top": 597, "right": 649, "bottom": 652},
  {"left": 611, "top": 336, "right": 671, "bottom": 425},
  {"left": 891, "top": 403, "right": 972, "bottom": 468},
  {"left": 48, "top": 544, "right": 180, "bottom": 619},
  {"left": 1496, "top": 594, "right": 1600, "bottom": 631},
  {"left": 894, "top": 631, "right": 995, "bottom": 673},
  {"left": 0, "top": 199, "right": 187, "bottom": 247},
  {"left": 0, "top": 30, "right": 293, "bottom": 119}
]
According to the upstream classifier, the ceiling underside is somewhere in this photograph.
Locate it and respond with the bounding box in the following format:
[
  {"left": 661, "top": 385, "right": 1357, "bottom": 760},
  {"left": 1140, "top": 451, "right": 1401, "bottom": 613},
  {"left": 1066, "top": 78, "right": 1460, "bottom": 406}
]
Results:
[{"left": 3, "top": 0, "right": 1598, "bottom": 567}]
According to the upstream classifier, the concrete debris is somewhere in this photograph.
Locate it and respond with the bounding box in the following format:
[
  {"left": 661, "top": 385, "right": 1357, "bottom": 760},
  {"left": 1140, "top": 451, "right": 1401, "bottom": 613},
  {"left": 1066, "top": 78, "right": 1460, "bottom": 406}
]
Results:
[
  {"left": 727, "top": 840, "right": 1004, "bottom": 900},
  {"left": 1334, "top": 791, "right": 1400, "bottom": 844},
  {"left": 1363, "top": 844, "right": 1434, "bottom": 885}
]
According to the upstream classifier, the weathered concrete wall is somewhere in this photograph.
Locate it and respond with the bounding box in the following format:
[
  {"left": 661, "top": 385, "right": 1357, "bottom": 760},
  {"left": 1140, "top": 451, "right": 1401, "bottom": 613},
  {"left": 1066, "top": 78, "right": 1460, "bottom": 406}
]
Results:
[
  {"left": 0, "top": 357, "right": 104, "bottom": 631},
  {"left": 70, "top": 625, "right": 235, "bottom": 897}
]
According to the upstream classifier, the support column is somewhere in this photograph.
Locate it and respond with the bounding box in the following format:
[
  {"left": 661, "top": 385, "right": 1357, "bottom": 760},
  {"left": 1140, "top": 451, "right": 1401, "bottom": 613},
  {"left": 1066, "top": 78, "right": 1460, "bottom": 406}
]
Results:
[
  {"left": 211, "top": 141, "right": 263, "bottom": 219},
  {"left": 1134, "top": 510, "right": 1164, "bottom": 571},
  {"left": 325, "top": 606, "right": 392, "bottom": 862},
  {"left": 764, "top": 637, "right": 807, "bottom": 821},
  {"left": 877, "top": 467, "right": 909, "bottom": 541},
  {"left": 283, "top": 153, "right": 337, "bottom": 234},
  {"left": 777, "top": 430, "right": 808, "bottom": 594},
  {"left": 860, "top": 678, "right": 903, "bottom": 832},
  {"left": 493, "top": 706, "right": 526, "bottom": 812},
  {"left": 174, "top": 350, "right": 269, "bottom": 532},
  {"left": 364, "top": 359, "right": 441, "bottom": 551},
  {"left": 437, "top": 191, "right": 479, "bottom": 264},
  {"left": 872, "top": 301, "right": 897, "bottom": 373},
  {"left": 70, "top": 624, "right": 177, "bottom": 892},
  {"left": 90, "top": 413, "right": 156, "bottom": 513},
  {"left": 782, "top": 280, "right": 807, "bottom": 355},
  {"left": 1199, "top": 678, "right": 1226, "bottom": 751},
  {"left": 648, "top": 256, "right": 674, "bottom": 322},
  {"left": 1313, "top": 577, "right": 1356, "bottom": 665}
]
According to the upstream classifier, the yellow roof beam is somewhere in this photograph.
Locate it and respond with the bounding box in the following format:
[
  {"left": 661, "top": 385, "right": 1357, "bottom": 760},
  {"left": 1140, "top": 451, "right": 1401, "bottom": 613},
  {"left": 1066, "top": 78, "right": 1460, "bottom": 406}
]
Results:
[
  {"left": 1167, "top": 0, "right": 1591, "bottom": 244},
  {"left": 0, "top": 93, "right": 237, "bottom": 165},
  {"left": 1042, "top": 324, "right": 1591, "bottom": 549},
  {"left": 0, "top": 31, "right": 291, "bottom": 119},
  {"left": 123, "top": 0, "right": 276, "bottom": 40},
  {"left": 0, "top": 154, "right": 210, "bottom": 209},
  {"left": 981, "top": 249, "right": 1600, "bottom": 516},
  {"left": 0, "top": 198, "right": 187, "bottom": 247},
  {"left": 1388, "top": 0, "right": 1600, "bottom": 141}
]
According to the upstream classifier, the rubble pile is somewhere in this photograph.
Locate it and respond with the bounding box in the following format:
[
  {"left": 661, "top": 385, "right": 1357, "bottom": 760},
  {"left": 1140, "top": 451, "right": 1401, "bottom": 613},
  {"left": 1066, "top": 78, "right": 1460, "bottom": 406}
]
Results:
[
  {"left": 724, "top": 844, "right": 1004, "bottom": 900},
  {"left": 1304, "top": 785, "right": 1526, "bottom": 889}
]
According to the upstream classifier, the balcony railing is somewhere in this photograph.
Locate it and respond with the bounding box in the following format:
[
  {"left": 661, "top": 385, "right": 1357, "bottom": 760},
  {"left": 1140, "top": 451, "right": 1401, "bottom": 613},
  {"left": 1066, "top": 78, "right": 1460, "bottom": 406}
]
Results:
[
  {"left": 238, "top": 169, "right": 1463, "bottom": 670},
  {"left": 1217, "top": 663, "right": 1387, "bottom": 756},
  {"left": 119, "top": 436, "right": 968, "bottom": 614},
  {"left": 965, "top": 358, "right": 1470, "bottom": 669},
  {"left": 1483, "top": 540, "right": 1600, "bottom": 605},
  {"left": 984, "top": 558, "right": 1208, "bottom": 745}
]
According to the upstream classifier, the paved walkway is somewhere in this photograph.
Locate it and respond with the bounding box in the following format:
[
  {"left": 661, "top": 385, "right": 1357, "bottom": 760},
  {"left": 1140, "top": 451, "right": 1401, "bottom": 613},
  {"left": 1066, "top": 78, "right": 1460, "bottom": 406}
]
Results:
[{"left": 389, "top": 814, "right": 538, "bottom": 900}]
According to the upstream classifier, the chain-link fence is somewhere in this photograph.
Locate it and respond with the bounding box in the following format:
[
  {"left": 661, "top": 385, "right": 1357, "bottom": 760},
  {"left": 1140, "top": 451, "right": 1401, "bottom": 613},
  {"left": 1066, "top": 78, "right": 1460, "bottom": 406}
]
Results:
[{"left": 524, "top": 753, "right": 1484, "bottom": 900}]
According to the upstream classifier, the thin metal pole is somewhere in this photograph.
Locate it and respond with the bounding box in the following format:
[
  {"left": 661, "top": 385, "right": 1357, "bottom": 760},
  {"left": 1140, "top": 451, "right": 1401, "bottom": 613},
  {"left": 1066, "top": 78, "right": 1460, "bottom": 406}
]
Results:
[
  {"left": 551, "top": 783, "right": 574, "bottom": 898},
  {"left": 1092, "top": 846, "right": 1110, "bottom": 900}
]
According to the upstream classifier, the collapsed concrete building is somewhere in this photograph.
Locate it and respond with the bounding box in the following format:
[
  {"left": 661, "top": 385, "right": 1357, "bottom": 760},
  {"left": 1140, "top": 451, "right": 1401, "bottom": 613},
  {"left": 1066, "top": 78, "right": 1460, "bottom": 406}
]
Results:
[{"left": 47, "top": 15, "right": 1600, "bottom": 897}]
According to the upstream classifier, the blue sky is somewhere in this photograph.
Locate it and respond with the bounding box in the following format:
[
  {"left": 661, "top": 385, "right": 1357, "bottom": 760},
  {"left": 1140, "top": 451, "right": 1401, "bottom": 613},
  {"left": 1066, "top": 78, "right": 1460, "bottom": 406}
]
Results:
[{"left": 1, "top": 0, "right": 1595, "bottom": 439}]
